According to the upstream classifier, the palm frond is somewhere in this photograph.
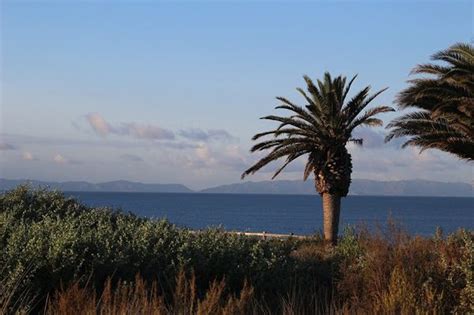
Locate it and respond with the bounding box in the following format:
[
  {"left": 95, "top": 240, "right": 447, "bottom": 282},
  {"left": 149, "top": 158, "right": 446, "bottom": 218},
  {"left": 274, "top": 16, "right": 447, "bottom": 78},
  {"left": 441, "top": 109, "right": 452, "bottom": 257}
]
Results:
[
  {"left": 242, "top": 144, "right": 312, "bottom": 179},
  {"left": 243, "top": 72, "right": 389, "bottom": 181},
  {"left": 271, "top": 150, "right": 308, "bottom": 179},
  {"left": 348, "top": 106, "right": 395, "bottom": 131},
  {"left": 387, "top": 42, "right": 474, "bottom": 160}
]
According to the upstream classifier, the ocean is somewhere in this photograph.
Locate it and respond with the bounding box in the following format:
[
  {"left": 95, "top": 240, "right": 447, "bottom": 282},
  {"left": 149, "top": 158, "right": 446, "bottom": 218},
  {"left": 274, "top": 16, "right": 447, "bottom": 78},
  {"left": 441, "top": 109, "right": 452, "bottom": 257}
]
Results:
[{"left": 65, "top": 192, "right": 473, "bottom": 236}]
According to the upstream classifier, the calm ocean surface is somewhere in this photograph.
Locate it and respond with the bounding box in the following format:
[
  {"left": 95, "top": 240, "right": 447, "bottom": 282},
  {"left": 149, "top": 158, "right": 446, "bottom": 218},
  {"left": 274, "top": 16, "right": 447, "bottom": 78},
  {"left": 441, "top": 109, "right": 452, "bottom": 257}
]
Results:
[{"left": 65, "top": 192, "right": 473, "bottom": 236}]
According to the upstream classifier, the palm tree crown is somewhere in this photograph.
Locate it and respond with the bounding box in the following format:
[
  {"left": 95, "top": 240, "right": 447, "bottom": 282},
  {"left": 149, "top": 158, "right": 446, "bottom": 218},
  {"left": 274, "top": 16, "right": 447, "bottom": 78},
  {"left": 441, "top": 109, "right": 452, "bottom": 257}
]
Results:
[
  {"left": 242, "top": 72, "right": 393, "bottom": 196},
  {"left": 386, "top": 43, "right": 474, "bottom": 160}
]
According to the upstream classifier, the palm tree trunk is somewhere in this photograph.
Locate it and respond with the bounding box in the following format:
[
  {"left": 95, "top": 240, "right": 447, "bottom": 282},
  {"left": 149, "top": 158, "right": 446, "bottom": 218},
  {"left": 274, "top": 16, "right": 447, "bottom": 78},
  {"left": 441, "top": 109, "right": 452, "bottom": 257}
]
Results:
[{"left": 322, "top": 193, "right": 341, "bottom": 245}]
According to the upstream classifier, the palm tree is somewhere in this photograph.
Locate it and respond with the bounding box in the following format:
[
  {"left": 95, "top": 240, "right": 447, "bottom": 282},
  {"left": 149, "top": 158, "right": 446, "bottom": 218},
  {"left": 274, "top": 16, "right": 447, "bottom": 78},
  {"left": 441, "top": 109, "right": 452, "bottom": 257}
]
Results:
[
  {"left": 241, "top": 73, "right": 393, "bottom": 245},
  {"left": 386, "top": 43, "right": 474, "bottom": 160}
]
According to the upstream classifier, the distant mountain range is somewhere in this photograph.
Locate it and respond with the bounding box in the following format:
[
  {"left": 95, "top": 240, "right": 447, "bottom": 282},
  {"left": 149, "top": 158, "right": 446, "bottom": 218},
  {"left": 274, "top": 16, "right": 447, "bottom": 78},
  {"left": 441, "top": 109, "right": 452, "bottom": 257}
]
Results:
[
  {"left": 1, "top": 178, "right": 472, "bottom": 197},
  {"left": 201, "top": 179, "right": 473, "bottom": 197},
  {"left": 0, "top": 179, "right": 193, "bottom": 193}
]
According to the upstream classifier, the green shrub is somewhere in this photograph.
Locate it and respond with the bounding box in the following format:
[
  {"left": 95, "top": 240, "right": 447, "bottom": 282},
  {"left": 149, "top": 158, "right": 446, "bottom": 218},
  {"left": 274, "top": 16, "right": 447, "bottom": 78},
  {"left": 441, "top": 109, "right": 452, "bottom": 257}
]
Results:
[
  {"left": 1, "top": 186, "right": 472, "bottom": 314},
  {"left": 0, "top": 186, "right": 309, "bottom": 312}
]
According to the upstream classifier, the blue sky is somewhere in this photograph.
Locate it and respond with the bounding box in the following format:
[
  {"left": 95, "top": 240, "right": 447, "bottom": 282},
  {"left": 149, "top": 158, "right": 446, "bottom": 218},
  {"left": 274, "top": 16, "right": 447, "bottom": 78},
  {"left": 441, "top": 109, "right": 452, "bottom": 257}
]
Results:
[{"left": 1, "top": 1, "right": 472, "bottom": 189}]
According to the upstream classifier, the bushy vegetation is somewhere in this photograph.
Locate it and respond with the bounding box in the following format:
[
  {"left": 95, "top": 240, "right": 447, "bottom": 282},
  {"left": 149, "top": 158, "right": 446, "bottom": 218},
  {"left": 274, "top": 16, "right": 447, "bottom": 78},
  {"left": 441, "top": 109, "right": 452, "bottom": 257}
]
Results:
[{"left": 1, "top": 186, "right": 473, "bottom": 314}]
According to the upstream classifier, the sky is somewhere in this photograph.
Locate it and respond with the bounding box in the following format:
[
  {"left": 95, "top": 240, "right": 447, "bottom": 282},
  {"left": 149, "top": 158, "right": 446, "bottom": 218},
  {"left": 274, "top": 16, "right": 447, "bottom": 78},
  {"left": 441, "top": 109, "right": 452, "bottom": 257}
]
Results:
[{"left": 0, "top": 0, "right": 473, "bottom": 190}]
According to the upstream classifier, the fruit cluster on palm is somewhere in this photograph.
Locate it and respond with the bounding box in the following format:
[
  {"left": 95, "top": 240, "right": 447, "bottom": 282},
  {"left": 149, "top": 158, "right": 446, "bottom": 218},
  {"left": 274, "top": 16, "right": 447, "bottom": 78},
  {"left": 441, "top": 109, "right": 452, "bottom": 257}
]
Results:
[
  {"left": 386, "top": 43, "right": 474, "bottom": 160},
  {"left": 242, "top": 73, "right": 393, "bottom": 244}
]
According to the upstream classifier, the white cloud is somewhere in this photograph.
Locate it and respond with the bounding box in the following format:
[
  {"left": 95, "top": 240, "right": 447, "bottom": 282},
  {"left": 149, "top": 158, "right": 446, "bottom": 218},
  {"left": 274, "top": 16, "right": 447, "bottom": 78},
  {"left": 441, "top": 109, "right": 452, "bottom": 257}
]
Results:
[
  {"left": 179, "top": 128, "right": 237, "bottom": 142},
  {"left": 182, "top": 144, "right": 249, "bottom": 172},
  {"left": 195, "top": 145, "right": 212, "bottom": 161},
  {"left": 1, "top": 133, "right": 198, "bottom": 150},
  {"left": 53, "top": 154, "right": 67, "bottom": 164},
  {"left": 85, "top": 113, "right": 112, "bottom": 137},
  {"left": 83, "top": 113, "right": 240, "bottom": 143},
  {"left": 52, "top": 154, "right": 81, "bottom": 165},
  {"left": 22, "top": 151, "right": 36, "bottom": 161},
  {"left": 119, "top": 122, "right": 175, "bottom": 140},
  {"left": 85, "top": 113, "right": 175, "bottom": 140}
]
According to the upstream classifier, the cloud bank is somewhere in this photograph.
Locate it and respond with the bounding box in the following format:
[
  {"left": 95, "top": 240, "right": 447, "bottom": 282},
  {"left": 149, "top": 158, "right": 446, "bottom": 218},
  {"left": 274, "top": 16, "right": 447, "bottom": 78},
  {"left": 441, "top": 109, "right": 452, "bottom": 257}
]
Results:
[
  {"left": 84, "top": 113, "right": 236, "bottom": 143},
  {"left": 53, "top": 154, "right": 81, "bottom": 165},
  {"left": 22, "top": 151, "right": 36, "bottom": 161},
  {"left": 85, "top": 113, "right": 175, "bottom": 140},
  {"left": 178, "top": 128, "right": 236, "bottom": 142}
]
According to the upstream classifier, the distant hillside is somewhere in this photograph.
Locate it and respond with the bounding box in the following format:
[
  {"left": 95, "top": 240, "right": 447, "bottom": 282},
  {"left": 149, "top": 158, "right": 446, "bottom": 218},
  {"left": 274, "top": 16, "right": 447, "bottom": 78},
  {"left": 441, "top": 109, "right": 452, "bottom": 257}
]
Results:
[
  {"left": 200, "top": 179, "right": 473, "bottom": 197},
  {"left": 0, "top": 179, "right": 193, "bottom": 193},
  {"left": 1, "top": 178, "right": 472, "bottom": 197}
]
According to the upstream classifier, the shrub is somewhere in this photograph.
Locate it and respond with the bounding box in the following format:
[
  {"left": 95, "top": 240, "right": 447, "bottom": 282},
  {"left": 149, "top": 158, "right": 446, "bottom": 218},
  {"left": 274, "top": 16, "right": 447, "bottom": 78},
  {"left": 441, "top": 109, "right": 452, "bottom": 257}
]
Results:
[
  {"left": 0, "top": 187, "right": 305, "bottom": 312},
  {"left": 1, "top": 186, "right": 472, "bottom": 314}
]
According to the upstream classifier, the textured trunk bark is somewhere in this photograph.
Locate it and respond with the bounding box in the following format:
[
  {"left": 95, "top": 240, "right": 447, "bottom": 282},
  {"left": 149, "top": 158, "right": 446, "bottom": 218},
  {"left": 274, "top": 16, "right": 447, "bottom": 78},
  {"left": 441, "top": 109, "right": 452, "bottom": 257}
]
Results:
[{"left": 322, "top": 193, "right": 341, "bottom": 245}]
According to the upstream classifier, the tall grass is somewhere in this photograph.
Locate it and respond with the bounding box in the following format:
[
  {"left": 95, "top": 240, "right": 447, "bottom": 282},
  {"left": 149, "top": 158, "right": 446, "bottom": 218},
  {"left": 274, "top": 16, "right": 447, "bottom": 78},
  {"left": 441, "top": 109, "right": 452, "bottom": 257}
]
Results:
[
  {"left": 1, "top": 186, "right": 472, "bottom": 314},
  {"left": 45, "top": 271, "right": 254, "bottom": 315}
]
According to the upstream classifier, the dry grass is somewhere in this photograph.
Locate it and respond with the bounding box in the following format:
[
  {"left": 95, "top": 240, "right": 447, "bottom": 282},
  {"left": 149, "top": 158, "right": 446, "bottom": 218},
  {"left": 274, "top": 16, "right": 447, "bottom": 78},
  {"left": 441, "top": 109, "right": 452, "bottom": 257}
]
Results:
[
  {"left": 41, "top": 227, "right": 473, "bottom": 315},
  {"left": 2, "top": 227, "right": 472, "bottom": 315},
  {"left": 0, "top": 266, "right": 35, "bottom": 315},
  {"left": 45, "top": 271, "right": 255, "bottom": 315},
  {"left": 329, "top": 225, "right": 473, "bottom": 314}
]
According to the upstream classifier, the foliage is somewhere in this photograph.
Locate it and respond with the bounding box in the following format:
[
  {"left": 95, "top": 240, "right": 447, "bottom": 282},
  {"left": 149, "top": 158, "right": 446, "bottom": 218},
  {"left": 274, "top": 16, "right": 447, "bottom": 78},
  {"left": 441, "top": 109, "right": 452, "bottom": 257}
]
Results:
[
  {"left": 386, "top": 42, "right": 474, "bottom": 160},
  {"left": 0, "top": 186, "right": 307, "bottom": 312},
  {"left": 1, "top": 186, "right": 473, "bottom": 314},
  {"left": 242, "top": 72, "right": 393, "bottom": 197}
]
